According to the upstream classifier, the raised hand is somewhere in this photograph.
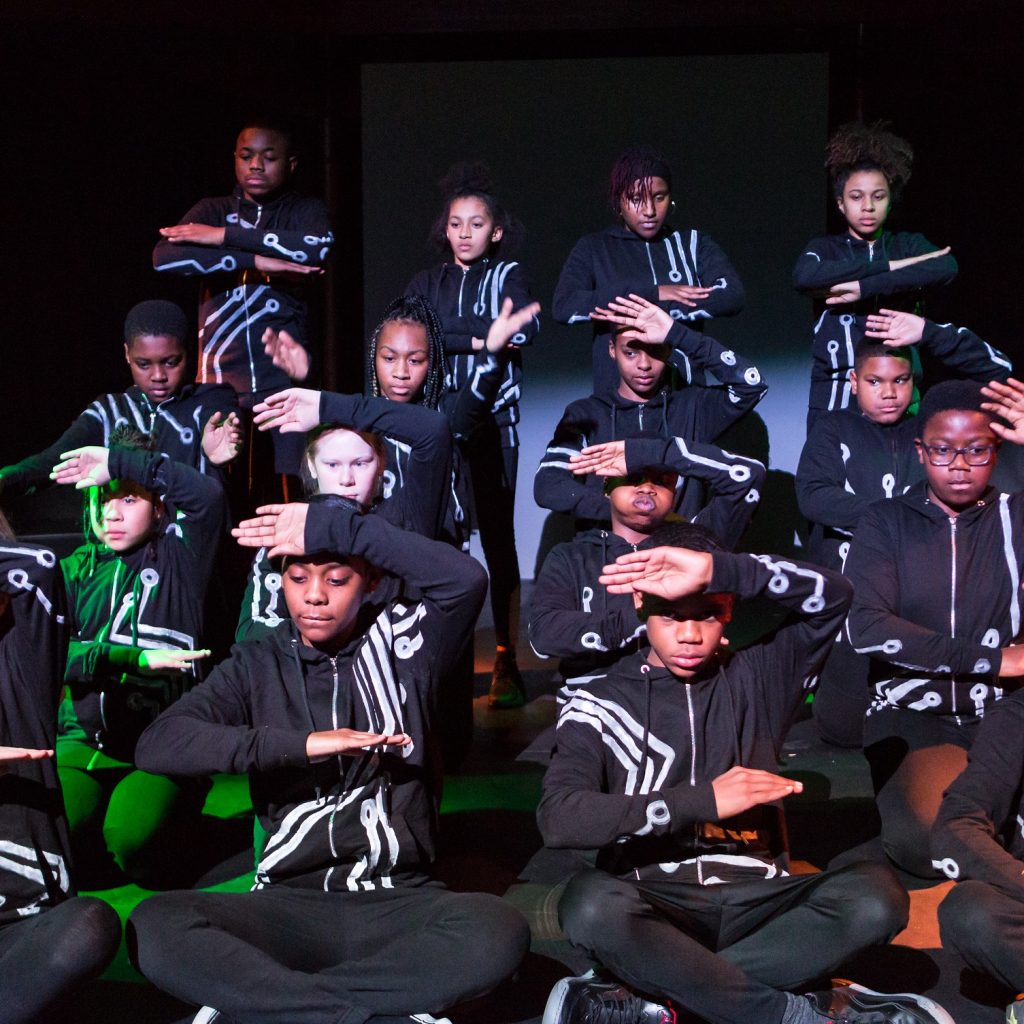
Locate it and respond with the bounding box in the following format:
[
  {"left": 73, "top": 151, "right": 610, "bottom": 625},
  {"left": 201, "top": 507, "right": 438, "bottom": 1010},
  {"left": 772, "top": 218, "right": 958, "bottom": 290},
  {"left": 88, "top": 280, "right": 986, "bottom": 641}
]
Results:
[
  {"left": 253, "top": 388, "right": 322, "bottom": 434},
  {"left": 484, "top": 298, "right": 542, "bottom": 354},
  {"left": 232, "top": 503, "right": 309, "bottom": 558},
  {"left": 825, "top": 280, "right": 862, "bottom": 306},
  {"left": 982, "top": 378, "right": 1024, "bottom": 445},
  {"left": 51, "top": 446, "right": 111, "bottom": 489},
  {"left": 712, "top": 765, "right": 803, "bottom": 819},
  {"left": 569, "top": 441, "right": 627, "bottom": 477},
  {"left": 159, "top": 223, "right": 227, "bottom": 246},
  {"left": 263, "top": 328, "right": 311, "bottom": 382},
  {"left": 306, "top": 728, "right": 411, "bottom": 762},
  {"left": 202, "top": 411, "right": 244, "bottom": 465},
  {"left": 863, "top": 308, "right": 926, "bottom": 347},
  {"left": 139, "top": 648, "right": 212, "bottom": 674},
  {"left": 657, "top": 283, "right": 713, "bottom": 307},
  {"left": 590, "top": 294, "right": 673, "bottom": 344},
  {"left": 599, "top": 546, "right": 714, "bottom": 599}
]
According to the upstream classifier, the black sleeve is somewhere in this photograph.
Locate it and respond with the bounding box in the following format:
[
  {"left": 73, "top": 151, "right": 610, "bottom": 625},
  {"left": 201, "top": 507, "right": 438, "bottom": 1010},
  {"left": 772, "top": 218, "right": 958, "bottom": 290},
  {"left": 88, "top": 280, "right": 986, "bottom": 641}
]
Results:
[
  {"left": 533, "top": 403, "right": 612, "bottom": 520},
  {"left": 859, "top": 235, "right": 958, "bottom": 300},
  {"left": 917, "top": 319, "right": 1014, "bottom": 383},
  {"left": 223, "top": 198, "right": 333, "bottom": 266},
  {"left": 795, "top": 418, "right": 874, "bottom": 533},
  {"left": 0, "top": 408, "right": 103, "bottom": 498},
  {"left": 303, "top": 504, "right": 488, "bottom": 676},
  {"left": 932, "top": 695, "right": 1024, "bottom": 899},
  {"left": 625, "top": 437, "right": 765, "bottom": 550},
  {"left": 135, "top": 648, "right": 310, "bottom": 777},
  {"left": 153, "top": 198, "right": 258, "bottom": 275},
  {"left": 793, "top": 237, "right": 892, "bottom": 292},
  {"left": 318, "top": 391, "right": 453, "bottom": 540},
  {"left": 679, "top": 233, "right": 744, "bottom": 320},
  {"left": 537, "top": 693, "right": 717, "bottom": 849},
  {"left": 235, "top": 549, "right": 287, "bottom": 644},
  {"left": 528, "top": 545, "right": 644, "bottom": 661}
]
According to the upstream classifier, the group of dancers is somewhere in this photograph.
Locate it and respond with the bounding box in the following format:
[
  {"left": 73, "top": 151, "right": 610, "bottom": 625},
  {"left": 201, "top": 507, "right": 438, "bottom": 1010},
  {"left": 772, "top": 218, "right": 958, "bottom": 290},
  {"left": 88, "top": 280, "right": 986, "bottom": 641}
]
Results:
[{"left": 1, "top": 114, "right": 1023, "bottom": 1024}]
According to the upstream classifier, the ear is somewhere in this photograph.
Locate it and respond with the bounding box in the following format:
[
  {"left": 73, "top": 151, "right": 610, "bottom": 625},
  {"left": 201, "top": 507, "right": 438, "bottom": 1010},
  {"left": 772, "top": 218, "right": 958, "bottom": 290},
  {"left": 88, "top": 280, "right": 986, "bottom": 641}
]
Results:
[
  {"left": 491, "top": 224, "right": 504, "bottom": 244},
  {"left": 305, "top": 454, "right": 318, "bottom": 486},
  {"left": 124, "top": 343, "right": 132, "bottom": 366},
  {"left": 365, "top": 567, "right": 382, "bottom": 594},
  {"left": 609, "top": 338, "right": 617, "bottom": 360},
  {"left": 915, "top": 439, "right": 926, "bottom": 467},
  {"left": 848, "top": 369, "right": 859, "bottom": 395},
  {"left": 632, "top": 590, "right": 644, "bottom": 611},
  {"left": 287, "top": 155, "right": 298, "bottom": 175}
]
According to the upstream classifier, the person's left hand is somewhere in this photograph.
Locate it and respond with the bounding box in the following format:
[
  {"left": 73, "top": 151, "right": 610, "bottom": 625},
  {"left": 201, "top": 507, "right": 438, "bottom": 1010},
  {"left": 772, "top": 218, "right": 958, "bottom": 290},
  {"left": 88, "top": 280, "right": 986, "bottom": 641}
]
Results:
[
  {"left": 825, "top": 280, "right": 862, "bottom": 305},
  {"left": 51, "top": 446, "right": 111, "bottom": 488},
  {"left": 232, "top": 504, "right": 309, "bottom": 558},
  {"left": 263, "top": 328, "right": 311, "bottom": 382},
  {"left": 202, "top": 411, "right": 244, "bottom": 465},
  {"left": 569, "top": 441, "right": 627, "bottom": 477},
  {"left": 159, "top": 223, "right": 226, "bottom": 246}
]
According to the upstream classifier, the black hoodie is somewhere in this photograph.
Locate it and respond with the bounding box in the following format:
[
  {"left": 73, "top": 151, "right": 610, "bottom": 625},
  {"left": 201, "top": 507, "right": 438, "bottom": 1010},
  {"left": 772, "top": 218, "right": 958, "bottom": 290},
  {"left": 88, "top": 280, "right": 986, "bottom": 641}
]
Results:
[
  {"left": 792, "top": 230, "right": 962, "bottom": 414},
  {"left": 153, "top": 187, "right": 333, "bottom": 396},
  {"left": 136, "top": 503, "right": 487, "bottom": 891},
  {"left": 407, "top": 260, "right": 540, "bottom": 446},
  {"left": 535, "top": 323, "right": 766, "bottom": 523},
  {"left": 0, "top": 383, "right": 238, "bottom": 498},
  {"left": 0, "top": 541, "right": 71, "bottom": 923},
  {"left": 537, "top": 550, "right": 852, "bottom": 884},
  {"left": 845, "top": 481, "right": 1024, "bottom": 721}
]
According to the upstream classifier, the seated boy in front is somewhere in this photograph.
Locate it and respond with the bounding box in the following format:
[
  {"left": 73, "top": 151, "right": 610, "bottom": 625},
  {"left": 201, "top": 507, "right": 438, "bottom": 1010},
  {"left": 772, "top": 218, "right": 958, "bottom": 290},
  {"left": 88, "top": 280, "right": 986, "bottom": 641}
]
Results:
[
  {"left": 538, "top": 524, "right": 952, "bottom": 1024},
  {"left": 127, "top": 496, "right": 529, "bottom": 1024}
]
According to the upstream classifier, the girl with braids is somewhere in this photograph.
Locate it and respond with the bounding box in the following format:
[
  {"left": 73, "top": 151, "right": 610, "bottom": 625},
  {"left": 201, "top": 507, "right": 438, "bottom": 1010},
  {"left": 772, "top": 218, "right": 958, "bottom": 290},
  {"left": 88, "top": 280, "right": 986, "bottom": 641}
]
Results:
[
  {"left": 406, "top": 163, "right": 540, "bottom": 709},
  {"left": 49, "top": 424, "right": 225, "bottom": 887},
  {"left": 553, "top": 145, "right": 745, "bottom": 393},
  {"left": 793, "top": 121, "right": 958, "bottom": 427}
]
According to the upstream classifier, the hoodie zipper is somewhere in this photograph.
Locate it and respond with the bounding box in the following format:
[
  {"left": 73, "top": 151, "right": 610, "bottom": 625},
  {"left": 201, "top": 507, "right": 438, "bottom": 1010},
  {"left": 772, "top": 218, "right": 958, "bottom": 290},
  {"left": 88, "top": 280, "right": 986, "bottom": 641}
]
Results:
[
  {"left": 457, "top": 267, "right": 468, "bottom": 317},
  {"left": 949, "top": 517, "right": 958, "bottom": 716},
  {"left": 684, "top": 683, "right": 703, "bottom": 883}
]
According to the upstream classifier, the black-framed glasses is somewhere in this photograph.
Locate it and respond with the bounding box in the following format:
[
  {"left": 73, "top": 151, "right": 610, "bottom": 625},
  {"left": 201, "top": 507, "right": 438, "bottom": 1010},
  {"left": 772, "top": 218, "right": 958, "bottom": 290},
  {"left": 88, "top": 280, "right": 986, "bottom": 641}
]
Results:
[{"left": 918, "top": 443, "right": 996, "bottom": 467}]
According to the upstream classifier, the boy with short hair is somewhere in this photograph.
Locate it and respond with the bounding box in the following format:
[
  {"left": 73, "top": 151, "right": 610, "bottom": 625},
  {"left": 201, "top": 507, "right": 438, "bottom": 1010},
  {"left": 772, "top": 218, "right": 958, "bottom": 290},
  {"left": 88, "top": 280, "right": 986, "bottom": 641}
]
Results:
[
  {"left": 539, "top": 527, "right": 951, "bottom": 1024},
  {"left": 0, "top": 300, "right": 240, "bottom": 498},
  {"left": 530, "top": 436, "right": 764, "bottom": 701},
  {"left": 796, "top": 310, "right": 1012, "bottom": 746},
  {"left": 153, "top": 119, "right": 332, "bottom": 476},
  {"left": 844, "top": 377, "right": 1024, "bottom": 878},
  {"left": 534, "top": 294, "right": 766, "bottom": 525},
  {"left": 128, "top": 497, "right": 530, "bottom": 1023}
]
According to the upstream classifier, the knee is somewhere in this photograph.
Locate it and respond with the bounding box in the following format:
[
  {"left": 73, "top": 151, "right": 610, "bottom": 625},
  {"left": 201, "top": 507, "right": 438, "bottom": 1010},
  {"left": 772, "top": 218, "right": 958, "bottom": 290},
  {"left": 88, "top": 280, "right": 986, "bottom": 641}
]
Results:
[
  {"left": 442, "top": 893, "right": 530, "bottom": 995},
  {"left": 832, "top": 861, "right": 910, "bottom": 943},
  {"left": 558, "top": 870, "right": 635, "bottom": 950},
  {"left": 127, "top": 891, "right": 205, "bottom": 977},
  {"left": 938, "top": 881, "right": 1002, "bottom": 955},
  {"left": 880, "top": 815, "right": 937, "bottom": 878},
  {"left": 48, "top": 898, "right": 121, "bottom": 980}
]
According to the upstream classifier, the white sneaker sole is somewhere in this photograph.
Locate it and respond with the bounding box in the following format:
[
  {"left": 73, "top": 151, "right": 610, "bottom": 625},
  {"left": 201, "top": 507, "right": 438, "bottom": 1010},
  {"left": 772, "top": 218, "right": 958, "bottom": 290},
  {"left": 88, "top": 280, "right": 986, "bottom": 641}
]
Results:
[{"left": 845, "top": 983, "right": 956, "bottom": 1024}]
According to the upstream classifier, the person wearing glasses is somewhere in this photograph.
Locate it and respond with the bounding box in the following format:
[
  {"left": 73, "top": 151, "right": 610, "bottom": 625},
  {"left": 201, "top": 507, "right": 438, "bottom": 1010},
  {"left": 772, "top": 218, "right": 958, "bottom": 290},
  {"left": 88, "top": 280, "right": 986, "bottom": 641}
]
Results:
[
  {"left": 795, "top": 310, "right": 1013, "bottom": 748},
  {"left": 843, "top": 376, "right": 1024, "bottom": 878}
]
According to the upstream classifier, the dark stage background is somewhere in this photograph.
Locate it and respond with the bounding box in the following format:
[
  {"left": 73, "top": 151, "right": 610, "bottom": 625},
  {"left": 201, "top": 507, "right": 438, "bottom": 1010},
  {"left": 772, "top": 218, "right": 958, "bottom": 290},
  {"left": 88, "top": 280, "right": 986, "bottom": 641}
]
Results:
[{"left": 2, "top": 5, "right": 1020, "bottom": 575}]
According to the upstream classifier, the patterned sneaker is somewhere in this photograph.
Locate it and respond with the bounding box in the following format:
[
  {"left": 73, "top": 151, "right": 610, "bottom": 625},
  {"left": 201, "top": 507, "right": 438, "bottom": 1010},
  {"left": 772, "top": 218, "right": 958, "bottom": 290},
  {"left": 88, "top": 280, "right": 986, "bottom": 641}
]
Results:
[
  {"left": 1006, "top": 995, "right": 1024, "bottom": 1024},
  {"left": 806, "top": 983, "right": 955, "bottom": 1024},
  {"left": 488, "top": 647, "right": 526, "bottom": 709},
  {"left": 542, "top": 973, "right": 675, "bottom": 1024}
]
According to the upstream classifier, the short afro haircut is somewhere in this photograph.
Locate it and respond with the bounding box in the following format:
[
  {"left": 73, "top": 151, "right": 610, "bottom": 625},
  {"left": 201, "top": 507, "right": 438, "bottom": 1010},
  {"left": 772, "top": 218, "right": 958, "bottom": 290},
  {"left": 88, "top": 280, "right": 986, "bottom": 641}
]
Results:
[
  {"left": 853, "top": 338, "right": 913, "bottom": 371},
  {"left": 643, "top": 520, "right": 724, "bottom": 554},
  {"left": 124, "top": 300, "right": 189, "bottom": 347},
  {"left": 917, "top": 380, "right": 988, "bottom": 433}
]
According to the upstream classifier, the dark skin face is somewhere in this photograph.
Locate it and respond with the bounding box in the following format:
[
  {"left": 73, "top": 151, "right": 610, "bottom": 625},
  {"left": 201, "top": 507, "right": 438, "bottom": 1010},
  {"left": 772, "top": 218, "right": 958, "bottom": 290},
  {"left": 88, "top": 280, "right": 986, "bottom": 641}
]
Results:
[
  {"left": 850, "top": 354, "right": 914, "bottom": 425},
  {"left": 125, "top": 334, "right": 188, "bottom": 403},
  {"left": 916, "top": 409, "right": 999, "bottom": 516},
  {"left": 640, "top": 591, "right": 734, "bottom": 680},
  {"left": 234, "top": 127, "right": 297, "bottom": 203},
  {"left": 282, "top": 555, "right": 375, "bottom": 654}
]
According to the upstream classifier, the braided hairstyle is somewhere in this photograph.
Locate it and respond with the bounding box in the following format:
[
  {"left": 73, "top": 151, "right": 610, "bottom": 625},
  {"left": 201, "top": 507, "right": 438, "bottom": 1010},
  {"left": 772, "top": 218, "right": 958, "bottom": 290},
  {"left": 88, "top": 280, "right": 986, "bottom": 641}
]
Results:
[
  {"left": 608, "top": 145, "right": 673, "bottom": 216},
  {"left": 428, "top": 161, "right": 524, "bottom": 258},
  {"left": 825, "top": 121, "right": 914, "bottom": 202},
  {"left": 365, "top": 295, "right": 448, "bottom": 410}
]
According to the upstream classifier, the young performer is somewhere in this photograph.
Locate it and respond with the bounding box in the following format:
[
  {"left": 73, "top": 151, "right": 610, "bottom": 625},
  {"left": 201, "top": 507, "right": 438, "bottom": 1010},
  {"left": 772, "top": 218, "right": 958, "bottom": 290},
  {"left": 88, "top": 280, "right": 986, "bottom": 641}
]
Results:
[
  {"left": 0, "top": 514, "right": 121, "bottom": 1023},
  {"left": 406, "top": 163, "right": 540, "bottom": 711},
  {"left": 52, "top": 428, "right": 225, "bottom": 885},
  {"left": 128, "top": 498, "right": 530, "bottom": 1024},
  {"left": 793, "top": 122, "right": 958, "bottom": 426},
  {"left": 539, "top": 526, "right": 951, "bottom": 1024},
  {"left": 535, "top": 294, "right": 765, "bottom": 525},
  {"left": 0, "top": 300, "right": 240, "bottom": 498},
  {"left": 844, "top": 377, "right": 1024, "bottom": 877},
  {"left": 796, "top": 310, "right": 1013, "bottom": 746},
  {"left": 153, "top": 118, "right": 332, "bottom": 478},
  {"left": 530, "top": 438, "right": 764, "bottom": 703},
  {"left": 553, "top": 146, "right": 744, "bottom": 392}
]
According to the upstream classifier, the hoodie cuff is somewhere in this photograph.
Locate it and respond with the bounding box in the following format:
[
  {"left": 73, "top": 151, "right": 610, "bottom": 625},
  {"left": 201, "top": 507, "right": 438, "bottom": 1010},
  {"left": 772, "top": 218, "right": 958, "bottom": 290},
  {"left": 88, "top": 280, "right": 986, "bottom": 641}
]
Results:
[
  {"left": 625, "top": 438, "right": 672, "bottom": 474},
  {"left": 257, "top": 726, "right": 310, "bottom": 769},
  {"left": 660, "top": 780, "right": 718, "bottom": 830}
]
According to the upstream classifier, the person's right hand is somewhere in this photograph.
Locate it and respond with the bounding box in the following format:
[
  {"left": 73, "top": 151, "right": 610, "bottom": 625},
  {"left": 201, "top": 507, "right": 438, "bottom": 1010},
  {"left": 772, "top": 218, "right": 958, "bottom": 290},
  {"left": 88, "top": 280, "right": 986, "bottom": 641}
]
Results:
[
  {"left": 599, "top": 546, "right": 714, "bottom": 599},
  {"left": 139, "top": 649, "right": 211, "bottom": 674},
  {"left": 590, "top": 294, "right": 673, "bottom": 344},
  {"left": 51, "top": 447, "right": 111, "bottom": 489},
  {"left": 999, "top": 644, "right": 1024, "bottom": 678},
  {"left": 254, "top": 255, "right": 325, "bottom": 278},
  {"left": 711, "top": 765, "right": 803, "bottom": 819}
]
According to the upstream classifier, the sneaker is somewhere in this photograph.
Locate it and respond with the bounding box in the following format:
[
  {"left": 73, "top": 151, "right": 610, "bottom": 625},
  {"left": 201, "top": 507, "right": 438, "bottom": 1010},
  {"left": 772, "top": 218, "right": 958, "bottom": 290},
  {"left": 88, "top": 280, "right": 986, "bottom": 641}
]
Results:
[
  {"left": 542, "top": 973, "right": 675, "bottom": 1024},
  {"left": 410, "top": 1016, "right": 453, "bottom": 1024},
  {"left": 488, "top": 647, "right": 526, "bottom": 709},
  {"left": 1006, "top": 995, "right": 1024, "bottom": 1024},
  {"left": 806, "top": 983, "right": 955, "bottom": 1024},
  {"left": 191, "top": 1010, "right": 221, "bottom": 1024}
]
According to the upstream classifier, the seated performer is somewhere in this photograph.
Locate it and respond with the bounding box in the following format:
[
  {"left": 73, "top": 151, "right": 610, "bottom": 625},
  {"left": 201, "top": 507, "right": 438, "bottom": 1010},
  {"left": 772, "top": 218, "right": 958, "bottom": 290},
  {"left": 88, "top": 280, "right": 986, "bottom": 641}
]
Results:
[
  {"left": 0, "top": 300, "right": 240, "bottom": 498},
  {"left": 844, "top": 378, "right": 1024, "bottom": 878},
  {"left": 535, "top": 293, "right": 765, "bottom": 526},
  {"left": 530, "top": 436, "right": 764, "bottom": 702},
  {"left": 538, "top": 525, "right": 952, "bottom": 1024},
  {"left": 796, "top": 310, "right": 1013, "bottom": 746},
  {"left": 128, "top": 497, "right": 530, "bottom": 1024},
  {"left": 0, "top": 513, "right": 121, "bottom": 1024}
]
